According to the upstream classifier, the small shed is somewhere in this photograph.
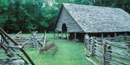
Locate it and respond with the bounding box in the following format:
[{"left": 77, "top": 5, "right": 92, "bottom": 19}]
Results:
[{"left": 54, "top": 3, "right": 130, "bottom": 41}]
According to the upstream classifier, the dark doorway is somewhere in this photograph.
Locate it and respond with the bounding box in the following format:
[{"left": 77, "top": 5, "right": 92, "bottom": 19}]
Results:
[{"left": 62, "top": 23, "right": 67, "bottom": 33}]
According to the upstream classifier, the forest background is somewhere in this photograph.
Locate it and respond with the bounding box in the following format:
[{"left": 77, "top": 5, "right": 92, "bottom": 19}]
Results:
[{"left": 0, "top": 0, "right": 130, "bottom": 33}]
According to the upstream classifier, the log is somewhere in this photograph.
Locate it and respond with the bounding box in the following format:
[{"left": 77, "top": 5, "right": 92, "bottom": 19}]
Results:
[
  {"left": 106, "top": 52, "right": 130, "bottom": 61},
  {"left": 102, "top": 40, "right": 106, "bottom": 65},
  {"left": 0, "top": 29, "right": 34, "bottom": 65},
  {"left": 30, "top": 31, "right": 43, "bottom": 47},
  {"left": 106, "top": 40, "right": 127, "bottom": 49},
  {"left": 95, "top": 44, "right": 103, "bottom": 49},
  {"left": 94, "top": 47, "right": 102, "bottom": 53},
  {"left": 95, "top": 51, "right": 102, "bottom": 58},
  {"left": 11, "top": 31, "right": 22, "bottom": 39},
  {"left": 111, "top": 48, "right": 127, "bottom": 56},
  {"left": 94, "top": 40, "right": 103, "bottom": 45},
  {"left": 0, "top": 57, "right": 21, "bottom": 60},
  {"left": 106, "top": 59, "right": 128, "bottom": 65},
  {"left": 44, "top": 43, "right": 55, "bottom": 51},
  {"left": 85, "top": 57, "right": 98, "bottom": 65},
  {"left": 39, "top": 43, "right": 55, "bottom": 54},
  {"left": 95, "top": 56, "right": 102, "bottom": 62}
]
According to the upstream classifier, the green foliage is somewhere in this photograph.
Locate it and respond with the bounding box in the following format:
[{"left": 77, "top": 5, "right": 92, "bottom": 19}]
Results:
[{"left": 0, "top": 0, "right": 129, "bottom": 32}]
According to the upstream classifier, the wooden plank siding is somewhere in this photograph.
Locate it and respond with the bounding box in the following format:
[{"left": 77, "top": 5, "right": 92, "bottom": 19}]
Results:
[{"left": 55, "top": 6, "right": 84, "bottom": 33}]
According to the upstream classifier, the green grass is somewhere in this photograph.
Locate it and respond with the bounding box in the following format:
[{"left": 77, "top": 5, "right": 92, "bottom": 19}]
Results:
[{"left": 6, "top": 33, "right": 93, "bottom": 65}]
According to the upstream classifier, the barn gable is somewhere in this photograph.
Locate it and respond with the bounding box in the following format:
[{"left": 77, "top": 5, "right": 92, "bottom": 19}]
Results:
[
  {"left": 55, "top": 5, "right": 84, "bottom": 33},
  {"left": 63, "top": 3, "right": 130, "bottom": 33}
]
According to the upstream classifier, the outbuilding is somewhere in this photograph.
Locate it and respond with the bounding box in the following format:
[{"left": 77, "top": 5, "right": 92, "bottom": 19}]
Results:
[{"left": 54, "top": 3, "right": 130, "bottom": 41}]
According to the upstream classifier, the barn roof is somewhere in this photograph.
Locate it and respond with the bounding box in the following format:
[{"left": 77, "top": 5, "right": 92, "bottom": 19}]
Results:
[{"left": 58, "top": 3, "right": 130, "bottom": 33}]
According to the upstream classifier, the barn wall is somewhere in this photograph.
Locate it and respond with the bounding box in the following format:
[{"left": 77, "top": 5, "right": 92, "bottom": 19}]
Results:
[{"left": 55, "top": 6, "right": 84, "bottom": 33}]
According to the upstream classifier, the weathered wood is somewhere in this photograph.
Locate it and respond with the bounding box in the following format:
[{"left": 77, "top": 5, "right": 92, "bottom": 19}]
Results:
[
  {"left": 105, "top": 45, "right": 112, "bottom": 65},
  {"left": 0, "top": 57, "right": 21, "bottom": 60},
  {"left": 74, "top": 32, "right": 76, "bottom": 40},
  {"left": 39, "top": 31, "right": 47, "bottom": 54},
  {"left": 91, "top": 37, "right": 95, "bottom": 56},
  {"left": 0, "top": 34, "right": 28, "bottom": 63},
  {"left": 95, "top": 51, "right": 102, "bottom": 58},
  {"left": 101, "top": 34, "right": 103, "bottom": 39},
  {"left": 57, "top": 31, "right": 59, "bottom": 38},
  {"left": 106, "top": 40, "right": 127, "bottom": 49},
  {"left": 111, "top": 48, "right": 127, "bottom": 56},
  {"left": 1, "top": 33, "right": 28, "bottom": 63},
  {"left": 9, "top": 51, "right": 23, "bottom": 55},
  {"left": 61, "top": 32, "right": 63, "bottom": 39},
  {"left": 106, "top": 59, "right": 128, "bottom": 65},
  {"left": 95, "top": 44, "right": 103, "bottom": 49},
  {"left": 85, "top": 57, "right": 97, "bottom": 65},
  {"left": 106, "top": 52, "right": 130, "bottom": 61},
  {"left": 94, "top": 40, "right": 103, "bottom": 45},
  {"left": 102, "top": 39, "right": 106, "bottom": 65},
  {"left": 30, "top": 30, "right": 42, "bottom": 47},
  {"left": 114, "top": 33, "right": 117, "bottom": 41},
  {"left": 67, "top": 32, "right": 69, "bottom": 40},
  {"left": 0, "top": 29, "right": 34, "bottom": 65},
  {"left": 39, "top": 43, "right": 55, "bottom": 54},
  {"left": 95, "top": 56, "right": 102, "bottom": 62},
  {"left": 107, "top": 35, "right": 110, "bottom": 41},
  {"left": 94, "top": 47, "right": 102, "bottom": 53},
  {"left": 11, "top": 31, "right": 22, "bottom": 39}
]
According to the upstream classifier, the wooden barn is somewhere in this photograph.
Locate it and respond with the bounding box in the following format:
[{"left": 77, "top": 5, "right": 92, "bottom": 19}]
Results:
[{"left": 54, "top": 3, "right": 130, "bottom": 41}]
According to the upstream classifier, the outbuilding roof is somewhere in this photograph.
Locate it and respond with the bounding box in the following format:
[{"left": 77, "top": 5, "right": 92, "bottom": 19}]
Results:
[{"left": 55, "top": 3, "right": 130, "bottom": 33}]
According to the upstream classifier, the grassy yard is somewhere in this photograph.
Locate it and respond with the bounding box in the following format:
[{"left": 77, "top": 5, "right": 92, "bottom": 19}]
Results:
[{"left": 8, "top": 33, "right": 93, "bottom": 65}]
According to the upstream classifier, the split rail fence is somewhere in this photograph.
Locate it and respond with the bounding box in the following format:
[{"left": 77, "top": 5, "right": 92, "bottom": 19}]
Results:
[{"left": 84, "top": 35, "right": 130, "bottom": 65}]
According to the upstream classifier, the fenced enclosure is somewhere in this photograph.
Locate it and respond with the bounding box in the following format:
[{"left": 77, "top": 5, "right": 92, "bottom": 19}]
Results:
[
  {"left": 0, "top": 29, "right": 35, "bottom": 65},
  {"left": 84, "top": 34, "right": 130, "bottom": 65}
]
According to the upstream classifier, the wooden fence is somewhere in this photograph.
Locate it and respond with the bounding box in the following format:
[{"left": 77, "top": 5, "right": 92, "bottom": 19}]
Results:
[{"left": 84, "top": 35, "right": 130, "bottom": 65}]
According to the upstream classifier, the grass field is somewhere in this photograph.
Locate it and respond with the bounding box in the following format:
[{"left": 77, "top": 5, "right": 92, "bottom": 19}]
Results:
[{"left": 8, "top": 33, "right": 94, "bottom": 65}]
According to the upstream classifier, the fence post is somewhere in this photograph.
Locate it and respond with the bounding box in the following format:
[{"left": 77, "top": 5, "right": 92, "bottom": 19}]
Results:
[
  {"left": 61, "top": 32, "right": 63, "bottom": 39},
  {"left": 114, "top": 33, "right": 117, "bottom": 41},
  {"left": 92, "top": 37, "right": 96, "bottom": 56},
  {"left": 57, "top": 31, "right": 59, "bottom": 38},
  {"left": 74, "top": 32, "right": 77, "bottom": 41},
  {"left": 84, "top": 34, "right": 89, "bottom": 48},
  {"left": 67, "top": 32, "right": 69, "bottom": 40},
  {"left": 105, "top": 45, "right": 112, "bottom": 65},
  {"left": 125, "top": 42, "right": 130, "bottom": 65},
  {"left": 102, "top": 39, "right": 106, "bottom": 65},
  {"left": 101, "top": 34, "right": 103, "bottom": 39},
  {"left": 91, "top": 37, "right": 94, "bottom": 55},
  {"left": 107, "top": 35, "right": 110, "bottom": 41}
]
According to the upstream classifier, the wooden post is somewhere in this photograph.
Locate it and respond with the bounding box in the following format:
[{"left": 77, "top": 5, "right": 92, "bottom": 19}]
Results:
[
  {"left": 74, "top": 32, "right": 76, "bottom": 41},
  {"left": 85, "top": 34, "right": 89, "bottom": 48},
  {"left": 125, "top": 42, "right": 130, "bottom": 65},
  {"left": 106, "top": 45, "right": 112, "bottom": 65},
  {"left": 57, "top": 31, "right": 59, "bottom": 38},
  {"left": 114, "top": 33, "right": 117, "bottom": 41},
  {"left": 67, "top": 32, "right": 69, "bottom": 40},
  {"left": 102, "top": 39, "right": 106, "bottom": 65},
  {"left": 0, "top": 29, "right": 34, "bottom": 65},
  {"left": 107, "top": 35, "right": 110, "bottom": 41},
  {"left": 61, "top": 32, "right": 63, "bottom": 39},
  {"left": 101, "top": 34, "right": 103, "bottom": 39},
  {"left": 121, "top": 35, "right": 123, "bottom": 41},
  {"left": 91, "top": 37, "right": 95, "bottom": 56},
  {"left": 125, "top": 33, "right": 128, "bottom": 41}
]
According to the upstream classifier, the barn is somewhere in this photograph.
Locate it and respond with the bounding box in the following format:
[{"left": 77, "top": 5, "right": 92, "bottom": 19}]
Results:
[{"left": 54, "top": 3, "right": 130, "bottom": 41}]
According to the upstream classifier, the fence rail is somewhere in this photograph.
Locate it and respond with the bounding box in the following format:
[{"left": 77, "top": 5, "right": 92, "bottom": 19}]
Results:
[{"left": 84, "top": 35, "right": 130, "bottom": 65}]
